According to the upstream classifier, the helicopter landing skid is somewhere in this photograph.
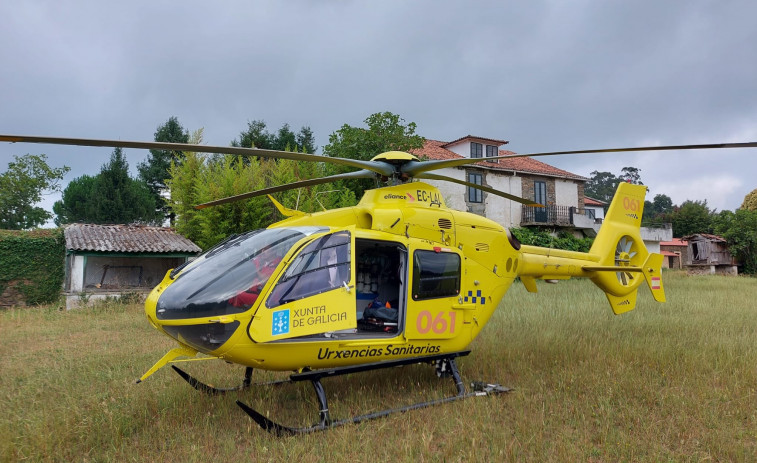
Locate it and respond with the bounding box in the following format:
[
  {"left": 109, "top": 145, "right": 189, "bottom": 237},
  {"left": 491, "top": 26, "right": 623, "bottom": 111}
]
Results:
[
  {"left": 171, "top": 365, "right": 296, "bottom": 394},
  {"left": 235, "top": 351, "right": 511, "bottom": 436},
  {"left": 171, "top": 365, "right": 255, "bottom": 395}
]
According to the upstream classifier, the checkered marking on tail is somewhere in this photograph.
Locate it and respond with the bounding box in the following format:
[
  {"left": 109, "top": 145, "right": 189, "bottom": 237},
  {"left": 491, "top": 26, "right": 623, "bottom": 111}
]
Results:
[{"left": 464, "top": 290, "right": 486, "bottom": 305}]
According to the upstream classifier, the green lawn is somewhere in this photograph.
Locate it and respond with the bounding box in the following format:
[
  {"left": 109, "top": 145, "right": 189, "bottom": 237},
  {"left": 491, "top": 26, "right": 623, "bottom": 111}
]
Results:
[{"left": 1, "top": 271, "right": 755, "bottom": 462}]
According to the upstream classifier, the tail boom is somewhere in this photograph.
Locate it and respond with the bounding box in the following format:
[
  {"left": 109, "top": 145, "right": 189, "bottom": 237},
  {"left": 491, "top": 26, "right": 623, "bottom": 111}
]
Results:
[{"left": 515, "top": 183, "right": 665, "bottom": 314}]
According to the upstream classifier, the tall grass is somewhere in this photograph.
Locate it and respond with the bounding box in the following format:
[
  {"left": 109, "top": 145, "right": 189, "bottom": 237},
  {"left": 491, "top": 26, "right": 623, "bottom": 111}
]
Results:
[{"left": 1, "top": 272, "right": 755, "bottom": 462}]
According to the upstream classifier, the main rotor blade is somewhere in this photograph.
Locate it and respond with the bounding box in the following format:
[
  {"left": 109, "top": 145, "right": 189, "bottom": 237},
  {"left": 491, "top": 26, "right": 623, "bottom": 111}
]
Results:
[
  {"left": 0, "top": 134, "right": 395, "bottom": 177},
  {"left": 194, "top": 169, "right": 376, "bottom": 209},
  {"left": 402, "top": 141, "right": 757, "bottom": 176},
  {"left": 415, "top": 172, "right": 542, "bottom": 206}
]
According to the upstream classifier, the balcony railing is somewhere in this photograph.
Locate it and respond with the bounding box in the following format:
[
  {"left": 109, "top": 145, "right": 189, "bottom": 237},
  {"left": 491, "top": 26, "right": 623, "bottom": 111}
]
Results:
[
  {"left": 521, "top": 205, "right": 603, "bottom": 226},
  {"left": 521, "top": 205, "right": 575, "bottom": 226}
]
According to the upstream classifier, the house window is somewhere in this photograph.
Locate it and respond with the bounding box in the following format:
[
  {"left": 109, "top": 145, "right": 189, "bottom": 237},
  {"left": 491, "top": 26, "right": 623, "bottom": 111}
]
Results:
[
  {"left": 470, "top": 142, "right": 483, "bottom": 158},
  {"left": 534, "top": 181, "right": 547, "bottom": 206},
  {"left": 468, "top": 172, "right": 483, "bottom": 203},
  {"left": 586, "top": 208, "right": 596, "bottom": 220},
  {"left": 486, "top": 145, "right": 497, "bottom": 157}
]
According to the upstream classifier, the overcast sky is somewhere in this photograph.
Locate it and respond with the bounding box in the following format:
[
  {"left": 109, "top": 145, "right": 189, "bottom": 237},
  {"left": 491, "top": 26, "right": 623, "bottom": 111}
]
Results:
[{"left": 2, "top": 1, "right": 756, "bottom": 220}]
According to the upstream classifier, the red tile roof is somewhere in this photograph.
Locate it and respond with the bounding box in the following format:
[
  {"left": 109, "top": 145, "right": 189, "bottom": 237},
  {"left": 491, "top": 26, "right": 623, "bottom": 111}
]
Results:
[
  {"left": 660, "top": 238, "right": 687, "bottom": 246},
  {"left": 64, "top": 223, "right": 201, "bottom": 254},
  {"left": 660, "top": 251, "right": 679, "bottom": 257},
  {"left": 584, "top": 197, "right": 607, "bottom": 206},
  {"left": 441, "top": 135, "right": 509, "bottom": 148},
  {"left": 411, "top": 139, "right": 587, "bottom": 180}
]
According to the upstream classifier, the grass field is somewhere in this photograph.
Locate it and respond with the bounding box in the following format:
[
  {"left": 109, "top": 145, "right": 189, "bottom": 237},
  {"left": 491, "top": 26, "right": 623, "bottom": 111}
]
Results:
[{"left": 1, "top": 271, "right": 755, "bottom": 462}]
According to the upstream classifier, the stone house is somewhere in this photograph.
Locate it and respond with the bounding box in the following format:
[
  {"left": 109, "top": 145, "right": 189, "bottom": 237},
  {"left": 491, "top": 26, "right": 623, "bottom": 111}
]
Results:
[
  {"left": 411, "top": 136, "right": 590, "bottom": 232},
  {"left": 409, "top": 135, "right": 672, "bottom": 249}
]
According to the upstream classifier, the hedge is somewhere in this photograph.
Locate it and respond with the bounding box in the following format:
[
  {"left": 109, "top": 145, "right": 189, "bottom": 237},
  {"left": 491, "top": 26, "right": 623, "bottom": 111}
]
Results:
[{"left": 0, "top": 228, "right": 65, "bottom": 306}]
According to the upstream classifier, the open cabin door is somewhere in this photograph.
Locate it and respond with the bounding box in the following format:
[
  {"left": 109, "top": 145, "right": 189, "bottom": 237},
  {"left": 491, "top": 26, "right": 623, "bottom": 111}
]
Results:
[{"left": 249, "top": 229, "right": 357, "bottom": 342}]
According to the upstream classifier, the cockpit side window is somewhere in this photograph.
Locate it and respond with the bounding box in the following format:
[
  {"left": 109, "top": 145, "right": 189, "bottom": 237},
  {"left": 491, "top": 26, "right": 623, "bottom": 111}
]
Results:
[{"left": 267, "top": 231, "right": 351, "bottom": 308}]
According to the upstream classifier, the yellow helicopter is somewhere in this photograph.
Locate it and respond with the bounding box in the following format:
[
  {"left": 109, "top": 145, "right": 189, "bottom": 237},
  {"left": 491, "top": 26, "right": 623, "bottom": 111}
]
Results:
[{"left": 2, "top": 134, "right": 755, "bottom": 435}]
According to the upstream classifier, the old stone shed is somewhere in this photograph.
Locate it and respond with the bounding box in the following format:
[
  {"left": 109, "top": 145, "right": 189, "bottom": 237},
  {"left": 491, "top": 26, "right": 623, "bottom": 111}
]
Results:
[{"left": 64, "top": 224, "right": 201, "bottom": 308}]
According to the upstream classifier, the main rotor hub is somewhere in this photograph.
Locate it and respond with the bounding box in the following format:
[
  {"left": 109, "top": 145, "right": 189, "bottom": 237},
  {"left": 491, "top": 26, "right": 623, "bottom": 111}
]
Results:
[{"left": 370, "top": 151, "right": 419, "bottom": 164}]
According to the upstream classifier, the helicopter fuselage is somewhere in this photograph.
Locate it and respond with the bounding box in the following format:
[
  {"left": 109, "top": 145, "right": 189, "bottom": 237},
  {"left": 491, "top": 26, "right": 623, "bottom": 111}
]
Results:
[
  {"left": 145, "top": 182, "right": 524, "bottom": 371},
  {"left": 144, "top": 180, "right": 659, "bottom": 376}
]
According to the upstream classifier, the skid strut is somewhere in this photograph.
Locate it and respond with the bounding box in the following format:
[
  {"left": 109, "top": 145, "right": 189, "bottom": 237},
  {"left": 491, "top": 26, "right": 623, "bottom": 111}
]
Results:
[{"left": 235, "top": 351, "right": 511, "bottom": 436}]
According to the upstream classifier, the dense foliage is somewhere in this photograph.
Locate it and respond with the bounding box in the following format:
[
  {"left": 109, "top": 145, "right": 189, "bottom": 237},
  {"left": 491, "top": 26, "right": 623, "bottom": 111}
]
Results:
[
  {"left": 667, "top": 199, "right": 714, "bottom": 237},
  {"left": 510, "top": 227, "right": 594, "bottom": 252},
  {"left": 53, "top": 148, "right": 162, "bottom": 225},
  {"left": 741, "top": 188, "right": 757, "bottom": 211},
  {"left": 0, "top": 229, "right": 65, "bottom": 305},
  {"left": 713, "top": 208, "right": 757, "bottom": 274},
  {"left": 0, "top": 154, "right": 70, "bottom": 229},
  {"left": 231, "top": 120, "right": 317, "bottom": 153},
  {"left": 137, "top": 117, "right": 191, "bottom": 223},
  {"left": 167, "top": 129, "right": 355, "bottom": 250},
  {"left": 642, "top": 193, "right": 674, "bottom": 226},
  {"left": 323, "top": 112, "right": 425, "bottom": 200},
  {"left": 584, "top": 167, "right": 643, "bottom": 204}
]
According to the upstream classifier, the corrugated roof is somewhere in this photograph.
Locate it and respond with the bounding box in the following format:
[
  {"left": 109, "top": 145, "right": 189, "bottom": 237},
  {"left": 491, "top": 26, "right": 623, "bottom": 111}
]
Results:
[
  {"left": 411, "top": 139, "right": 587, "bottom": 181},
  {"left": 682, "top": 233, "right": 727, "bottom": 243},
  {"left": 64, "top": 224, "right": 202, "bottom": 254}
]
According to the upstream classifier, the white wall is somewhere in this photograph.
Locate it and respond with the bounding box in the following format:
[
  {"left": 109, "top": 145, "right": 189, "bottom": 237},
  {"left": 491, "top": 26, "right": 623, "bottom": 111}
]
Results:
[
  {"left": 554, "top": 180, "right": 578, "bottom": 207},
  {"left": 422, "top": 167, "right": 467, "bottom": 211},
  {"left": 586, "top": 205, "right": 605, "bottom": 220},
  {"left": 486, "top": 173, "right": 522, "bottom": 228},
  {"left": 446, "top": 141, "right": 470, "bottom": 157},
  {"left": 420, "top": 168, "right": 523, "bottom": 228},
  {"left": 70, "top": 255, "right": 85, "bottom": 292}
]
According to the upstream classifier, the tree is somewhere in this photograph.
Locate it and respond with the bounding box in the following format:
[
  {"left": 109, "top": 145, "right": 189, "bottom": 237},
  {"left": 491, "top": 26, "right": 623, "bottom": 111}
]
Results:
[
  {"left": 232, "top": 120, "right": 317, "bottom": 153},
  {"left": 167, "top": 130, "right": 352, "bottom": 250},
  {"left": 296, "top": 126, "right": 317, "bottom": 154},
  {"left": 585, "top": 171, "right": 619, "bottom": 204},
  {"left": 323, "top": 112, "right": 425, "bottom": 199},
  {"left": 54, "top": 148, "right": 161, "bottom": 225},
  {"left": 137, "top": 117, "right": 190, "bottom": 222},
  {"left": 669, "top": 199, "right": 714, "bottom": 237},
  {"left": 713, "top": 208, "right": 757, "bottom": 274},
  {"left": 52, "top": 175, "right": 97, "bottom": 225},
  {"left": 643, "top": 193, "right": 674, "bottom": 225},
  {"left": 741, "top": 188, "right": 757, "bottom": 211},
  {"left": 0, "top": 154, "right": 69, "bottom": 229},
  {"left": 619, "top": 166, "right": 643, "bottom": 185},
  {"left": 585, "top": 166, "right": 644, "bottom": 205}
]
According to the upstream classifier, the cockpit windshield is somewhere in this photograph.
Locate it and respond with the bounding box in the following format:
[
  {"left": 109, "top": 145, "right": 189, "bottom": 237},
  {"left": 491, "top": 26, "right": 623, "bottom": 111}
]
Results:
[{"left": 156, "top": 226, "right": 326, "bottom": 320}]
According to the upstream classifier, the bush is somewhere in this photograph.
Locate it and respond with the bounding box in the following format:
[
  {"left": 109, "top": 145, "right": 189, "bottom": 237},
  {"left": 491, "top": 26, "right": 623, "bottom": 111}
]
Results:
[
  {"left": 0, "top": 229, "right": 65, "bottom": 305},
  {"left": 511, "top": 227, "right": 594, "bottom": 252}
]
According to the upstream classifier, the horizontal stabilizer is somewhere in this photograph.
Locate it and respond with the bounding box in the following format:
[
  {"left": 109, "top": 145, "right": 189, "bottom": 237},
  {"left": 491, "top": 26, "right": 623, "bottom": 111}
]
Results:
[{"left": 582, "top": 265, "right": 644, "bottom": 273}]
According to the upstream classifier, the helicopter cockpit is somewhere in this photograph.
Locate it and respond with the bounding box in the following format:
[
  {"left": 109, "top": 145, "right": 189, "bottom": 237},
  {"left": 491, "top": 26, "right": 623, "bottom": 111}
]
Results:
[
  {"left": 155, "top": 226, "right": 326, "bottom": 322},
  {"left": 150, "top": 225, "right": 409, "bottom": 352}
]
